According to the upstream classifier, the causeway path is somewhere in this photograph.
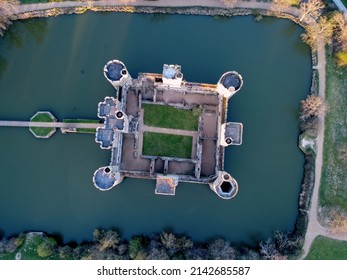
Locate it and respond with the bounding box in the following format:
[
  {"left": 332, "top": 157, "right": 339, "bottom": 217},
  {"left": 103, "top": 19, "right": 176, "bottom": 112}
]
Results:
[
  {"left": 0, "top": 120, "right": 102, "bottom": 128},
  {"left": 12, "top": 0, "right": 347, "bottom": 257}
]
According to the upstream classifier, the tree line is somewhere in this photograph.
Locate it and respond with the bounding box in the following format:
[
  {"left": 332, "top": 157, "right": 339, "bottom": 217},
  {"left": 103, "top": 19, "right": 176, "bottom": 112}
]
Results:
[
  {"left": 0, "top": 0, "right": 18, "bottom": 36},
  {"left": 0, "top": 229, "right": 303, "bottom": 260},
  {"left": 272, "top": 0, "right": 347, "bottom": 67}
]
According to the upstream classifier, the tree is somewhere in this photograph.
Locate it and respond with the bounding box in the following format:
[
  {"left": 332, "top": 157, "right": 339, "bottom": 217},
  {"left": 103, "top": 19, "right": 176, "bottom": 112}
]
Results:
[
  {"left": 331, "top": 12, "right": 347, "bottom": 65},
  {"left": 298, "top": 0, "right": 325, "bottom": 23},
  {"left": 146, "top": 248, "right": 169, "bottom": 260},
  {"left": 334, "top": 15, "right": 347, "bottom": 51},
  {"left": 301, "top": 16, "right": 334, "bottom": 50},
  {"left": 185, "top": 247, "right": 210, "bottom": 260},
  {"left": 3, "top": 237, "right": 18, "bottom": 253},
  {"left": 239, "top": 247, "right": 260, "bottom": 260},
  {"left": 259, "top": 239, "right": 287, "bottom": 260},
  {"left": 300, "top": 94, "right": 326, "bottom": 120},
  {"left": 207, "top": 238, "right": 238, "bottom": 260},
  {"left": 0, "top": 0, "right": 19, "bottom": 36},
  {"left": 273, "top": 230, "right": 302, "bottom": 256},
  {"left": 96, "top": 230, "right": 120, "bottom": 252},
  {"left": 328, "top": 210, "right": 347, "bottom": 234},
  {"left": 37, "top": 238, "right": 56, "bottom": 258},
  {"left": 336, "top": 51, "right": 347, "bottom": 67},
  {"left": 159, "top": 231, "right": 193, "bottom": 256},
  {"left": 160, "top": 232, "right": 176, "bottom": 251},
  {"left": 300, "top": 114, "right": 319, "bottom": 135},
  {"left": 128, "top": 236, "right": 148, "bottom": 259},
  {"left": 57, "top": 246, "right": 73, "bottom": 260}
]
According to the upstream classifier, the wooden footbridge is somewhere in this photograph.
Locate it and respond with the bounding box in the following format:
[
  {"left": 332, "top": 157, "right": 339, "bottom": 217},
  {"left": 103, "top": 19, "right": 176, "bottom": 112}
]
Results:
[{"left": 0, "top": 120, "right": 102, "bottom": 129}]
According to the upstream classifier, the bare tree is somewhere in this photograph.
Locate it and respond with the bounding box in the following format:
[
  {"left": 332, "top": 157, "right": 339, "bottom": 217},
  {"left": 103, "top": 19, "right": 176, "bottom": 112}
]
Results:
[
  {"left": 97, "top": 230, "right": 120, "bottom": 252},
  {"left": 160, "top": 232, "right": 177, "bottom": 251},
  {"left": 273, "top": 230, "right": 302, "bottom": 255},
  {"left": 0, "top": 0, "right": 19, "bottom": 36},
  {"left": 185, "top": 247, "right": 210, "bottom": 260},
  {"left": 259, "top": 239, "right": 287, "bottom": 260},
  {"left": 301, "top": 16, "right": 334, "bottom": 50},
  {"left": 298, "top": 0, "right": 325, "bottom": 23},
  {"left": 146, "top": 248, "right": 170, "bottom": 260},
  {"left": 328, "top": 210, "right": 347, "bottom": 234},
  {"left": 331, "top": 12, "right": 347, "bottom": 51},
  {"left": 207, "top": 238, "right": 238, "bottom": 260},
  {"left": 300, "top": 94, "right": 326, "bottom": 120},
  {"left": 221, "top": 0, "right": 237, "bottom": 7}
]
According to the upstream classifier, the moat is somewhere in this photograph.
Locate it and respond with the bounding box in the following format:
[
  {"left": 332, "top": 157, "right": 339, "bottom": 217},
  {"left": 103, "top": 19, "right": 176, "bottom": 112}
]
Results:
[{"left": 0, "top": 13, "right": 311, "bottom": 245}]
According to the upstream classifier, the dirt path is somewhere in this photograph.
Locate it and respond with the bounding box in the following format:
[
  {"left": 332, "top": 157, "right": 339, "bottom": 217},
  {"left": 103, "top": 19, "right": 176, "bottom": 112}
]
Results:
[
  {"left": 301, "top": 40, "right": 328, "bottom": 258},
  {"left": 15, "top": 0, "right": 298, "bottom": 16},
  {"left": 301, "top": 40, "right": 347, "bottom": 258},
  {"left": 13, "top": 0, "right": 347, "bottom": 257}
]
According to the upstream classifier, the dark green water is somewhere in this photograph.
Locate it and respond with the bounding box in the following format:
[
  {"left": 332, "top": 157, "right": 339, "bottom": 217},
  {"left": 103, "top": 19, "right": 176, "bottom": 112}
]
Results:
[{"left": 0, "top": 12, "right": 311, "bottom": 245}]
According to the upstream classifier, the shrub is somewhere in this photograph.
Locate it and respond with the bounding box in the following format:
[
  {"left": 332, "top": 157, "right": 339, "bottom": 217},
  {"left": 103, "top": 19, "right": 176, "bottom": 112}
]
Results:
[{"left": 336, "top": 51, "right": 347, "bottom": 67}]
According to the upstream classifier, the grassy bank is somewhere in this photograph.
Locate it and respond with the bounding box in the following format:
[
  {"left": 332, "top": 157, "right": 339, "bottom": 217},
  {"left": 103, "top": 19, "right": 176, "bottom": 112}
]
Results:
[
  {"left": 319, "top": 48, "right": 347, "bottom": 211},
  {"left": 142, "top": 132, "right": 192, "bottom": 159},
  {"left": 305, "top": 236, "right": 347, "bottom": 259},
  {"left": 143, "top": 104, "right": 199, "bottom": 131},
  {"left": 0, "top": 233, "right": 59, "bottom": 260}
]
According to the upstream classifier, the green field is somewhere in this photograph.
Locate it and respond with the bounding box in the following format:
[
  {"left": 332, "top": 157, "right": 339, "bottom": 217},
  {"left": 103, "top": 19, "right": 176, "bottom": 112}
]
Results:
[
  {"left": 29, "top": 127, "right": 54, "bottom": 136},
  {"left": 305, "top": 236, "right": 347, "bottom": 260},
  {"left": 31, "top": 112, "right": 55, "bottom": 123},
  {"left": 142, "top": 104, "right": 199, "bottom": 131},
  {"left": 319, "top": 49, "right": 347, "bottom": 211},
  {"left": 142, "top": 132, "right": 192, "bottom": 159}
]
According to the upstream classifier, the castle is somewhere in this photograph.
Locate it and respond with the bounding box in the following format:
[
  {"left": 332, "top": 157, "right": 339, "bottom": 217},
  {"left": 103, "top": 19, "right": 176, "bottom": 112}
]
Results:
[{"left": 93, "top": 60, "right": 243, "bottom": 199}]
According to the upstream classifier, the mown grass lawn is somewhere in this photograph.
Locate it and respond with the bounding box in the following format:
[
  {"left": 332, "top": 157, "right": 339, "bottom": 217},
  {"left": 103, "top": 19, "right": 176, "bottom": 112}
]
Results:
[
  {"left": 30, "top": 126, "right": 55, "bottom": 136},
  {"left": 305, "top": 236, "right": 347, "bottom": 260},
  {"left": 142, "top": 132, "right": 192, "bottom": 159},
  {"left": 142, "top": 103, "right": 199, "bottom": 131},
  {"left": 30, "top": 112, "right": 56, "bottom": 137},
  {"left": 319, "top": 49, "right": 347, "bottom": 211}
]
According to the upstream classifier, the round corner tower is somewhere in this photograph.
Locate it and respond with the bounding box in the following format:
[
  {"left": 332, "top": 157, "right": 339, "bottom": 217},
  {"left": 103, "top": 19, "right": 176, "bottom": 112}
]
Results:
[
  {"left": 217, "top": 71, "right": 243, "bottom": 99},
  {"left": 103, "top": 59, "right": 132, "bottom": 88},
  {"left": 209, "top": 171, "right": 238, "bottom": 199}
]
